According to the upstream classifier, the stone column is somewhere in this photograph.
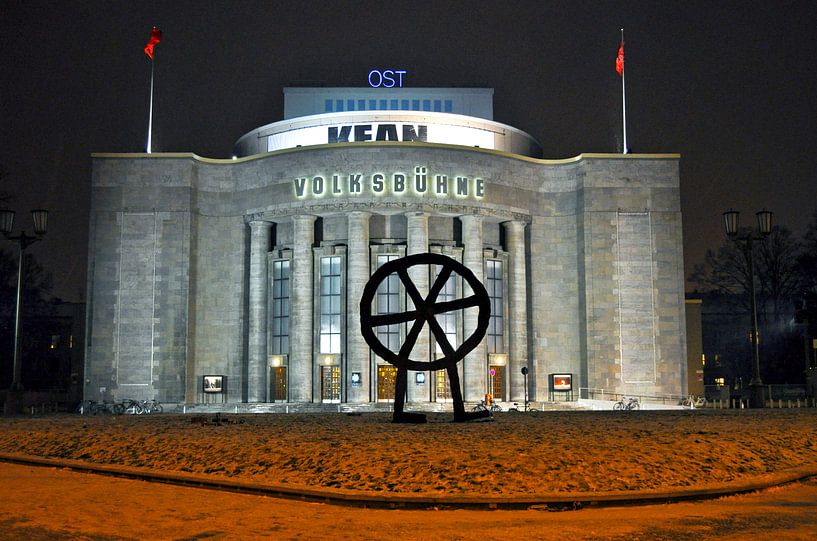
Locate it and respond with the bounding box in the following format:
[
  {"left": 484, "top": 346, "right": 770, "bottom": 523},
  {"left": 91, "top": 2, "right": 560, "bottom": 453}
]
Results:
[
  {"left": 460, "top": 214, "right": 485, "bottom": 402},
  {"left": 290, "top": 215, "right": 316, "bottom": 402},
  {"left": 247, "top": 220, "right": 272, "bottom": 402},
  {"left": 504, "top": 220, "right": 528, "bottom": 402},
  {"left": 406, "top": 211, "right": 429, "bottom": 402},
  {"left": 346, "top": 211, "right": 370, "bottom": 403}
]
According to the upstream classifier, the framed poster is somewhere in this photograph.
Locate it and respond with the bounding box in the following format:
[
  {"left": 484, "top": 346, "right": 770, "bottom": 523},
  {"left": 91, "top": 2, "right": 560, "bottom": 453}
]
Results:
[
  {"left": 203, "top": 375, "right": 224, "bottom": 394},
  {"left": 550, "top": 373, "right": 573, "bottom": 392}
]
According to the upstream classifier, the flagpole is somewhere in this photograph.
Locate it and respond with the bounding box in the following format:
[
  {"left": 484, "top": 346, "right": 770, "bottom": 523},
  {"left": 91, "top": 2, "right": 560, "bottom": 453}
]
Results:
[
  {"left": 621, "top": 28, "right": 628, "bottom": 154},
  {"left": 147, "top": 58, "right": 154, "bottom": 154}
]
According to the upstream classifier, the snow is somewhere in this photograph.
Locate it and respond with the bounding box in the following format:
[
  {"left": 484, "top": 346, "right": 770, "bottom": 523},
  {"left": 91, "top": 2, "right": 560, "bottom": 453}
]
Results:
[{"left": 1, "top": 408, "right": 816, "bottom": 497}]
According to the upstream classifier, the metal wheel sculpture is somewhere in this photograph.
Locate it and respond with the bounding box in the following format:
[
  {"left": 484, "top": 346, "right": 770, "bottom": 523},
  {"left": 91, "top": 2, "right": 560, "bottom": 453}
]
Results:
[{"left": 360, "top": 252, "right": 491, "bottom": 423}]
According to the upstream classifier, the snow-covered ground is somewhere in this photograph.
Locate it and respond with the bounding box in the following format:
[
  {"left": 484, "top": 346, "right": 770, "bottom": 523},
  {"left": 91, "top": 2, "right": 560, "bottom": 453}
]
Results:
[{"left": 1, "top": 408, "right": 815, "bottom": 496}]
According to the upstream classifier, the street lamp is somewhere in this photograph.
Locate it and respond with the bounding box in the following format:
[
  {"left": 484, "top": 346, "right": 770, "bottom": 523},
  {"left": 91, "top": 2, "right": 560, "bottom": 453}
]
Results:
[
  {"left": 521, "top": 366, "right": 529, "bottom": 411},
  {"left": 0, "top": 208, "right": 48, "bottom": 391},
  {"left": 722, "top": 208, "right": 772, "bottom": 408}
]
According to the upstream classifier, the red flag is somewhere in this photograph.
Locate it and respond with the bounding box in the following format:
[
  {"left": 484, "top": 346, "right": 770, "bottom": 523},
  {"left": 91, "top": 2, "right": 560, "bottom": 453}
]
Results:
[
  {"left": 615, "top": 40, "right": 624, "bottom": 76},
  {"left": 144, "top": 27, "right": 162, "bottom": 59}
]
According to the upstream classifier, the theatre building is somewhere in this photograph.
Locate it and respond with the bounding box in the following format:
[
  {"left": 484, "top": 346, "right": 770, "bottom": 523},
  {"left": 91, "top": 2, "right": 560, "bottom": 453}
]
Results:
[{"left": 85, "top": 86, "right": 687, "bottom": 406}]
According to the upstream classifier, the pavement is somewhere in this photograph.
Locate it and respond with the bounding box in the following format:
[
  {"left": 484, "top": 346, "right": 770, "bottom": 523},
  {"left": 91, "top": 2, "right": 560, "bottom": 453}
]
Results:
[
  {"left": 1, "top": 452, "right": 815, "bottom": 510},
  {"left": 1, "top": 460, "right": 817, "bottom": 540}
]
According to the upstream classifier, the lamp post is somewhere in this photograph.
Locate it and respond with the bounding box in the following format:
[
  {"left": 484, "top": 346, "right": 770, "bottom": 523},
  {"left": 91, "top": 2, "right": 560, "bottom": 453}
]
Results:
[
  {"left": 521, "top": 366, "right": 529, "bottom": 411},
  {"left": 0, "top": 209, "right": 48, "bottom": 391},
  {"left": 722, "top": 209, "right": 772, "bottom": 408}
]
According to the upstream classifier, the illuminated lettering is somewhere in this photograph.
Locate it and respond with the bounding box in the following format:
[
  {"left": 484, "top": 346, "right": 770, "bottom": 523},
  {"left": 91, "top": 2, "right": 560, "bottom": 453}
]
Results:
[
  {"left": 372, "top": 173, "right": 384, "bottom": 193},
  {"left": 393, "top": 174, "right": 405, "bottom": 193},
  {"left": 436, "top": 175, "right": 448, "bottom": 195},
  {"left": 292, "top": 169, "right": 485, "bottom": 199},
  {"left": 414, "top": 167, "right": 427, "bottom": 193},
  {"left": 456, "top": 177, "right": 468, "bottom": 196},
  {"left": 368, "top": 69, "right": 407, "bottom": 88},
  {"left": 295, "top": 177, "right": 307, "bottom": 197},
  {"left": 349, "top": 174, "right": 362, "bottom": 193},
  {"left": 312, "top": 176, "right": 324, "bottom": 195}
]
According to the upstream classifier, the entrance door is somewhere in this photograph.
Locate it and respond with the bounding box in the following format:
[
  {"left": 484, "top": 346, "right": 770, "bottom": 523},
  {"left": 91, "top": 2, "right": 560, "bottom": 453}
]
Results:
[
  {"left": 270, "top": 366, "right": 287, "bottom": 402},
  {"left": 321, "top": 366, "right": 341, "bottom": 403},
  {"left": 490, "top": 365, "right": 504, "bottom": 400},
  {"left": 435, "top": 369, "right": 452, "bottom": 401},
  {"left": 377, "top": 365, "right": 397, "bottom": 401}
]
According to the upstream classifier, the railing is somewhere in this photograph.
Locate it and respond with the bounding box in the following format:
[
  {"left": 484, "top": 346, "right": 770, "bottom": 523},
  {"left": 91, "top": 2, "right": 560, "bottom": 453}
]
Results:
[
  {"left": 579, "top": 387, "right": 687, "bottom": 406},
  {"left": 582, "top": 386, "right": 817, "bottom": 409}
]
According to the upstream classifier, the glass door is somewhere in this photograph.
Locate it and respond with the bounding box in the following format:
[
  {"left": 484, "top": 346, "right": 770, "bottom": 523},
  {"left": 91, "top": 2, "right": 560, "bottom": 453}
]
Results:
[{"left": 377, "top": 365, "right": 397, "bottom": 401}]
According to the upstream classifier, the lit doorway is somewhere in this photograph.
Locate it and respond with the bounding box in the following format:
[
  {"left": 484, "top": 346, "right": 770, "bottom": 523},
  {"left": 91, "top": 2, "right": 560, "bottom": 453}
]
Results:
[
  {"left": 489, "top": 365, "right": 505, "bottom": 400},
  {"left": 377, "top": 365, "right": 397, "bottom": 401},
  {"left": 270, "top": 366, "right": 287, "bottom": 402},
  {"left": 321, "top": 366, "right": 341, "bottom": 402}
]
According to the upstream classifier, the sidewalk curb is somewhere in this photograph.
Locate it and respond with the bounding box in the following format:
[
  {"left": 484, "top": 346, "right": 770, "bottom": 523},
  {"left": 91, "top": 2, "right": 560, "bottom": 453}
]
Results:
[{"left": 1, "top": 452, "right": 815, "bottom": 510}]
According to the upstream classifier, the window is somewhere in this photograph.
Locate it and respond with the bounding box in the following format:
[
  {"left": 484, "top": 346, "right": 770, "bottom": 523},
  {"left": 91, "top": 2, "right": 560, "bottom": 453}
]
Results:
[
  {"left": 271, "top": 260, "right": 290, "bottom": 355},
  {"left": 434, "top": 264, "right": 458, "bottom": 354},
  {"left": 444, "top": 100, "right": 453, "bottom": 113},
  {"left": 486, "top": 260, "right": 504, "bottom": 353},
  {"left": 319, "top": 256, "right": 342, "bottom": 353},
  {"left": 376, "top": 255, "right": 400, "bottom": 352},
  {"left": 324, "top": 99, "right": 333, "bottom": 112}
]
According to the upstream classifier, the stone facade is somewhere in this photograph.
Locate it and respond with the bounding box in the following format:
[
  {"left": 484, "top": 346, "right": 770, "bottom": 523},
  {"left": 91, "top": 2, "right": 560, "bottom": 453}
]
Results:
[{"left": 85, "top": 142, "right": 685, "bottom": 405}]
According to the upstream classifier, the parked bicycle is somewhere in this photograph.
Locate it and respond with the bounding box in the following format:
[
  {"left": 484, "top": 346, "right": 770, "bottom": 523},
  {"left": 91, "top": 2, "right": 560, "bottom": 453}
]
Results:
[
  {"left": 76, "top": 400, "right": 119, "bottom": 415},
  {"left": 680, "top": 395, "right": 707, "bottom": 408},
  {"left": 472, "top": 400, "right": 503, "bottom": 413},
  {"left": 613, "top": 396, "right": 640, "bottom": 411},
  {"left": 121, "top": 399, "right": 144, "bottom": 415},
  {"left": 508, "top": 402, "right": 538, "bottom": 412},
  {"left": 140, "top": 399, "right": 163, "bottom": 414}
]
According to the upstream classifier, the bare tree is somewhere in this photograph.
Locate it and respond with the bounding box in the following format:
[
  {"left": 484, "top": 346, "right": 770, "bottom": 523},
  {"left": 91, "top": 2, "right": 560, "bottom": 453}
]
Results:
[{"left": 690, "top": 225, "right": 801, "bottom": 319}]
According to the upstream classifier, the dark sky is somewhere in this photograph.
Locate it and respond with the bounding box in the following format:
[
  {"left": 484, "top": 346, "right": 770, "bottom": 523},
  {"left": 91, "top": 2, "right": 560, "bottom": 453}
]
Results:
[{"left": 1, "top": 0, "right": 815, "bottom": 302}]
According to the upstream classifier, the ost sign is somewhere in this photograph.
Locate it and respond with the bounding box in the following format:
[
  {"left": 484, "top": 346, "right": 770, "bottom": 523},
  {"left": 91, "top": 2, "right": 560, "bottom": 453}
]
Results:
[{"left": 368, "top": 69, "right": 407, "bottom": 88}]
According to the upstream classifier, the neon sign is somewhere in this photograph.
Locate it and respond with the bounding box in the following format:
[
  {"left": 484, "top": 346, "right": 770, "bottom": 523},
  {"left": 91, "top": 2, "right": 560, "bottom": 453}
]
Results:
[{"left": 368, "top": 69, "right": 407, "bottom": 88}]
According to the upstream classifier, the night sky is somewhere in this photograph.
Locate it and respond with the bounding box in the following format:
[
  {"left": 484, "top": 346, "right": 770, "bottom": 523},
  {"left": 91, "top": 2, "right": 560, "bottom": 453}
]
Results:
[{"left": 1, "top": 0, "right": 815, "bottom": 302}]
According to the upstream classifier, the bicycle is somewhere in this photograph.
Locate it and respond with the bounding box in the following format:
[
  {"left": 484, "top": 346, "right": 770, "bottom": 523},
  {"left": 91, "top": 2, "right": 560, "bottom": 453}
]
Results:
[
  {"left": 680, "top": 395, "right": 707, "bottom": 409},
  {"left": 508, "top": 402, "right": 538, "bottom": 412},
  {"left": 140, "top": 399, "right": 163, "bottom": 414},
  {"left": 613, "top": 396, "right": 640, "bottom": 411},
  {"left": 121, "top": 399, "right": 144, "bottom": 415},
  {"left": 472, "top": 400, "right": 502, "bottom": 413}
]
